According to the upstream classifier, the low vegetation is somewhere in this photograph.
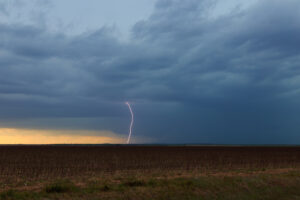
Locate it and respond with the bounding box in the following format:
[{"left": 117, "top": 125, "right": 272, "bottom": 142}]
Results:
[
  {"left": 0, "top": 145, "right": 299, "bottom": 199},
  {"left": 1, "top": 170, "right": 300, "bottom": 200}
]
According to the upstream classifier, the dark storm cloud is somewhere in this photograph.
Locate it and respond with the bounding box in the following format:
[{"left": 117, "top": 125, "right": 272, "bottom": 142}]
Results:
[
  {"left": 130, "top": 0, "right": 300, "bottom": 107},
  {"left": 1, "top": 0, "right": 300, "bottom": 143}
]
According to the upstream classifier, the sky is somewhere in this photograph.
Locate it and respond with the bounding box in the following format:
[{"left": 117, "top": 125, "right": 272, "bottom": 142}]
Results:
[{"left": 0, "top": 0, "right": 300, "bottom": 144}]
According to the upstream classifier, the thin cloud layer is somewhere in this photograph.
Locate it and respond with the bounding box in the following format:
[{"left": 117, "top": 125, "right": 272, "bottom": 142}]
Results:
[{"left": 0, "top": 0, "right": 300, "bottom": 143}]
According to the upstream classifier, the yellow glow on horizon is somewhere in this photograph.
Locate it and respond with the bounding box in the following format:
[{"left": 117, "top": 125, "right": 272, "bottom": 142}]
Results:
[{"left": 0, "top": 128, "right": 125, "bottom": 144}]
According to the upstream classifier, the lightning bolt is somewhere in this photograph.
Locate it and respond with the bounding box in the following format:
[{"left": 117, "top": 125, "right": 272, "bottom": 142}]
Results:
[{"left": 125, "top": 102, "right": 134, "bottom": 144}]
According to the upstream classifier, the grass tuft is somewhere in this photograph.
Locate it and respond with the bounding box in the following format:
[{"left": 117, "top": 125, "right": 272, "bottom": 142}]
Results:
[
  {"left": 44, "top": 181, "right": 78, "bottom": 193},
  {"left": 0, "top": 190, "right": 19, "bottom": 200},
  {"left": 0, "top": 190, "right": 36, "bottom": 200},
  {"left": 123, "top": 180, "right": 146, "bottom": 187}
]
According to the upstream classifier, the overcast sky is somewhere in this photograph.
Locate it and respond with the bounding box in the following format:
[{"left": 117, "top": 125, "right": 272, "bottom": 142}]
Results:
[{"left": 0, "top": 0, "right": 300, "bottom": 144}]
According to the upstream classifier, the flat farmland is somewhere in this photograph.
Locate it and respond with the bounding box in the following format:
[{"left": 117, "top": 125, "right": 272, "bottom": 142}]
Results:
[{"left": 0, "top": 145, "right": 300, "bottom": 200}]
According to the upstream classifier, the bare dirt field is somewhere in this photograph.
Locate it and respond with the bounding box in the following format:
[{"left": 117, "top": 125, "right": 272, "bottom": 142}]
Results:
[{"left": 0, "top": 145, "right": 300, "bottom": 199}]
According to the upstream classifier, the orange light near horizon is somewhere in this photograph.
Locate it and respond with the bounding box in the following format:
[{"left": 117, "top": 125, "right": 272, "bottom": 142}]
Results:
[{"left": 0, "top": 128, "right": 125, "bottom": 144}]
